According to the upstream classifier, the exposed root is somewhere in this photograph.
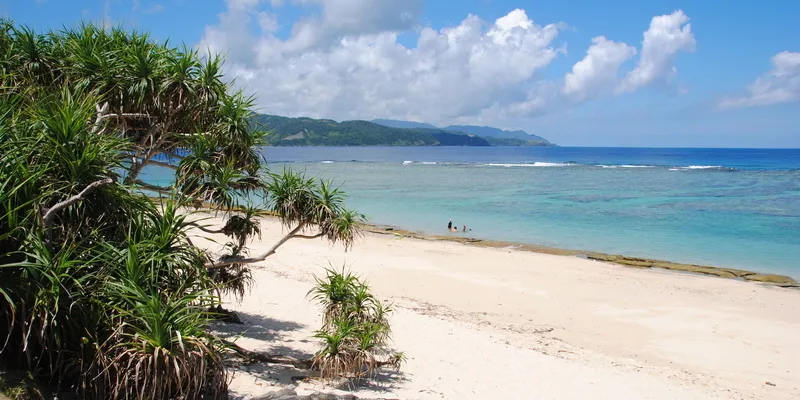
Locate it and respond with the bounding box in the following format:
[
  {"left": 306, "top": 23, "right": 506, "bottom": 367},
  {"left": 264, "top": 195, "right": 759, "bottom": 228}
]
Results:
[
  {"left": 208, "top": 306, "right": 244, "bottom": 324},
  {"left": 222, "top": 338, "right": 312, "bottom": 369}
]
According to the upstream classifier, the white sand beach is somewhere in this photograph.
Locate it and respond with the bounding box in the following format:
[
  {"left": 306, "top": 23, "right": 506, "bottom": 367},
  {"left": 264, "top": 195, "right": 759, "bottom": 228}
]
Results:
[{"left": 192, "top": 214, "right": 800, "bottom": 400}]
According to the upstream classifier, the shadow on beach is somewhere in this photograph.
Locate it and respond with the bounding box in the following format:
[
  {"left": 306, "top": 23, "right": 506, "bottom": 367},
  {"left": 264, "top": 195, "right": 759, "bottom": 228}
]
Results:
[
  {"left": 335, "top": 368, "right": 409, "bottom": 394},
  {"left": 212, "top": 311, "right": 307, "bottom": 342},
  {"left": 214, "top": 313, "right": 407, "bottom": 397}
]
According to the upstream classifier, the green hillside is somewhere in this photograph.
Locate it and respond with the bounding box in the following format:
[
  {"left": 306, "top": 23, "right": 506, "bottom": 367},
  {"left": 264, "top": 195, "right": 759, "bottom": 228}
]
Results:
[
  {"left": 254, "top": 114, "right": 491, "bottom": 146},
  {"left": 253, "top": 114, "right": 556, "bottom": 146},
  {"left": 444, "top": 124, "right": 551, "bottom": 144}
]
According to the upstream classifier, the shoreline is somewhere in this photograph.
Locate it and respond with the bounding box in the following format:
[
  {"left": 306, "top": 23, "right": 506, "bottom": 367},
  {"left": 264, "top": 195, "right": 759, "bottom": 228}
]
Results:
[
  {"left": 177, "top": 202, "right": 799, "bottom": 286},
  {"left": 361, "top": 222, "right": 799, "bottom": 287}
]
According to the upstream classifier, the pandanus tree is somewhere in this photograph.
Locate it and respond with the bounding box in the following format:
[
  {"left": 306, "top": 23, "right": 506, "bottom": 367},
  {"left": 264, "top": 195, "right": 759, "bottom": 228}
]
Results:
[{"left": 0, "top": 20, "right": 372, "bottom": 399}]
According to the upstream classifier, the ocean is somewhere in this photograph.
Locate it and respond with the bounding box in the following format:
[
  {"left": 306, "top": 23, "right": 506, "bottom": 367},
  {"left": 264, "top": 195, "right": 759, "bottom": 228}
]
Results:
[{"left": 144, "top": 147, "right": 800, "bottom": 277}]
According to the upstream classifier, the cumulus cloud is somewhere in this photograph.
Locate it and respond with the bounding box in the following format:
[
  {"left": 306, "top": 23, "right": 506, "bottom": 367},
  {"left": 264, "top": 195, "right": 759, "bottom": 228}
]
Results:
[
  {"left": 197, "top": 2, "right": 695, "bottom": 125},
  {"left": 200, "top": 3, "right": 564, "bottom": 122},
  {"left": 564, "top": 36, "right": 637, "bottom": 101},
  {"left": 283, "top": 0, "right": 423, "bottom": 52},
  {"left": 719, "top": 51, "right": 800, "bottom": 109},
  {"left": 617, "top": 10, "right": 695, "bottom": 93}
]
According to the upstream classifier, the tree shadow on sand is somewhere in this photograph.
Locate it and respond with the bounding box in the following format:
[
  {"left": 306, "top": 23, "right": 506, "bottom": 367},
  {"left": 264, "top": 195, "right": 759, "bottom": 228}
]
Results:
[
  {"left": 212, "top": 311, "right": 307, "bottom": 342},
  {"left": 230, "top": 363, "right": 407, "bottom": 399},
  {"left": 218, "top": 312, "right": 407, "bottom": 397},
  {"left": 335, "top": 369, "right": 409, "bottom": 394}
]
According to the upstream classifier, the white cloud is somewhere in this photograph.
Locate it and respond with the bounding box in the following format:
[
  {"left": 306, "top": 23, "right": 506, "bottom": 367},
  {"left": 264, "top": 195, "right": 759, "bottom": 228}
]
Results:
[
  {"left": 144, "top": 3, "right": 165, "bottom": 14},
  {"left": 229, "top": 0, "right": 262, "bottom": 10},
  {"left": 719, "top": 51, "right": 800, "bottom": 109},
  {"left": 257, "top": 11, "right": 279, "bottom": 32},
  {"left": 617, "top": 10, "right": 695, "bottom": 93},
  {"left": 564, "top": 36, "right": 637, "bottom": 101},
  {"left": 198, "top": 3, "right": 695, "bottom": 126},
  {"left": 282, "top": 0, "right": 423, "bottom": 52},
  {"left": 200, "top": 5, "right": 564, "bottom": 123},
  {"left": 197, "top": 1, "right": 261, "bottom": 63}
]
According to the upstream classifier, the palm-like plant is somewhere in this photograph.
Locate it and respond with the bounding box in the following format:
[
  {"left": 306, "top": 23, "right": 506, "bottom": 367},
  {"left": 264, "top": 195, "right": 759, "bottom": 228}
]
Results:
[
  {"left": 204, "top": 169, "right": 364, "bottom": 270},
  {"left": 308, "top": 267, "right": 401, "bottom": 380},
  {"left": 313, "top": 318, "right": 360, "bottom": 379},
  {"left": 309, "top": 267, "right": 362, "bottom": 330},
  {"left": 0, "top": 18, "right": 395, "bottom": 398},
  {"left": 0, "top": 21, "right": 238, "bottom": 398},
  {"left": 89, "top": 282, "right": 227, "bottom": 400}
]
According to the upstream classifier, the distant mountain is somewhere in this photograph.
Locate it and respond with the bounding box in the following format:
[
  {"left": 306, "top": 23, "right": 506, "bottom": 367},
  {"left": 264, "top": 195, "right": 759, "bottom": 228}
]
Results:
[
  {"left": 253, "top": 114, "right": 489, "bottom": 147},
  {"left": 371, "top": 119, "right": 552, "bottom": 145},
  {"left": 371, "top": 119, "right": 437, "bottom": 130},
  {"left": 413, "top": 128, "right": 490, "bottom": 146},
  {"left": 443, "top": 125, "right": 551, "bottom": 144}
]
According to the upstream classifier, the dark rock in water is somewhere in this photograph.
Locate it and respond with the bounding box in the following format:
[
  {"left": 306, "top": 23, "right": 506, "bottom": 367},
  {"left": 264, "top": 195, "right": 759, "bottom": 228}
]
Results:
[
  {"left": 253, "top": 388, "right": 398, "bottom": 400},
  {"left": 585, "top": 253, "right": 799, "bottom": 286}
]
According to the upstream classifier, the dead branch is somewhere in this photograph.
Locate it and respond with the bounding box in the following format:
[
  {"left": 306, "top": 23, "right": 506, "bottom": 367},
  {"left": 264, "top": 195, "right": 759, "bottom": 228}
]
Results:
[
  {"left": 143, "top": 158, "right": 178, "bottom": 170},
  {"left": 42, "top": 178, "right": 114, "bottom": 229},
  {"left": 294, "top": 233, "right": 324, "bottom": 240},
  {"left": 187, "top": 222, "right": 224, "bottom": 235},
  {"left": 159, "top": 150, "right": 184, "bottom": 160},
  {"left": 133, "top": 179, "right": 171, "bottom": 194},
  {"left": 90, "top": 102, "right": 110, "bottom": 135}
]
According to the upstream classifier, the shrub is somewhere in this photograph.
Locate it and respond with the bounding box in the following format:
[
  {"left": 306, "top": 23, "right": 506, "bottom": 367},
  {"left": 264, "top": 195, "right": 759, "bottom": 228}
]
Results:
[{"left": 308, "top": 267, "right": 403, "bottom": 379}]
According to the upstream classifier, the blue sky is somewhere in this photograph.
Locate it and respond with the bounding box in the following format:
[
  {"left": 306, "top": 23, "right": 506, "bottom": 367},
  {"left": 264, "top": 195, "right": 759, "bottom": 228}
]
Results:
[{"left": 3, "top": 0, "right": 799, "bottom": 147}]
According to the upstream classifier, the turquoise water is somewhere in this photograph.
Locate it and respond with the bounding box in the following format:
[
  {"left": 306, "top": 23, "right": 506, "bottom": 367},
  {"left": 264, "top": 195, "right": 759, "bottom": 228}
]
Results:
[{"left": 144, "top": 147, "right": 800, "bottom": 277}]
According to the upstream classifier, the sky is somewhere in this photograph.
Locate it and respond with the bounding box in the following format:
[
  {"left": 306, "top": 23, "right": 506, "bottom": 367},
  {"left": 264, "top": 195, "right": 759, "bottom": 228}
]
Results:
[{"left": 3, "top": 0, "right": 799, "bottom": 147}]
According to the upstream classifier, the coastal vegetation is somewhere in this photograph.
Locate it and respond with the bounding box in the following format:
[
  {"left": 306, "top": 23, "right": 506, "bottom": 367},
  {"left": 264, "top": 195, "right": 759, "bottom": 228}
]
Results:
[
  {"left": 0, "top": 20, "right": 399, "bottom": 399},
  {"left": 255, "top": 114, "right": 552, "bottom": 146}
]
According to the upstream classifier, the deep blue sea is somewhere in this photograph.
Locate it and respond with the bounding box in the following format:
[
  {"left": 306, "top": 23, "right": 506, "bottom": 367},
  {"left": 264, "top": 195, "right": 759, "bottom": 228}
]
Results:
[{"left": 145, "top": 147, "right": 800, "bottom": 277}]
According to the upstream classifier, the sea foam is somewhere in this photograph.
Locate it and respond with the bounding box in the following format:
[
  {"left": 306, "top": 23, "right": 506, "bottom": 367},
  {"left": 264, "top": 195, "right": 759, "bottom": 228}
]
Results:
[{"left": 486, "top": 162, "right": 571, "bottom": 167}]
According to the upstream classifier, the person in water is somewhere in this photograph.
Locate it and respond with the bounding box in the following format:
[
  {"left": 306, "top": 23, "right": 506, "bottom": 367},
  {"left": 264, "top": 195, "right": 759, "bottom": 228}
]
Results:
[
  {"left": 447, "top": 219, "right": 453, "bottom": 230},
  {"left": 463, "top": 225, "right": 467, "bottom": 232}
]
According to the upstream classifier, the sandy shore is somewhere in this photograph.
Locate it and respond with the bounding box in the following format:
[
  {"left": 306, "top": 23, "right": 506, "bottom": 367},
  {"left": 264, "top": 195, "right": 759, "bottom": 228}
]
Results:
[{"left": 191, "top": 213, "right": 800, "bottom": 399}]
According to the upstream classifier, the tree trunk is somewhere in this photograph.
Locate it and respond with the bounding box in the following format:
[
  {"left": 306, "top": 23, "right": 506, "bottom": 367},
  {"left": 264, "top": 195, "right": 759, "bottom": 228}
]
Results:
[{"left": 205, "top": 223, "right": 306, "bottom": 268}]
